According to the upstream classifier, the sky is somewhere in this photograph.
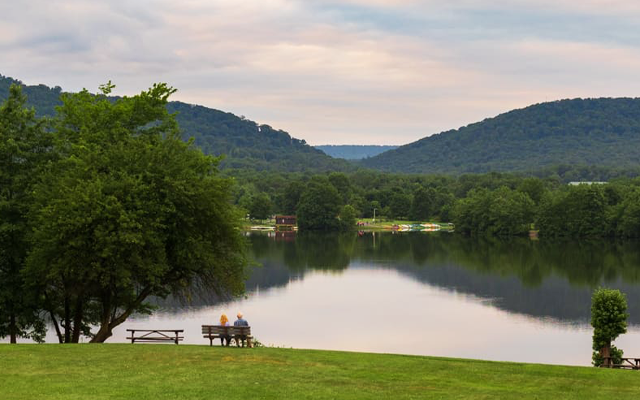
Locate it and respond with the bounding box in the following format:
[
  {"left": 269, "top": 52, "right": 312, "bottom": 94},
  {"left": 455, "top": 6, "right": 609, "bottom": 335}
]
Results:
[{"left": 2, "top": 0, "right": 640, "bottom": 145}]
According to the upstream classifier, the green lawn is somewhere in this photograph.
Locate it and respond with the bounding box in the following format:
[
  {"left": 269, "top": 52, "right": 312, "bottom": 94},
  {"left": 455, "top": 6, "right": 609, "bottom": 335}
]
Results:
[{"left": 0, "top": 344, "right": 638, "bottom": 399}]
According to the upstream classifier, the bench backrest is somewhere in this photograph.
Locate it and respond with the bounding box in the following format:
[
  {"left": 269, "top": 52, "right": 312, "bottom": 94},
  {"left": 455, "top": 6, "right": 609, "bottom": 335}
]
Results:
[{"left": 202, "top": 325, "right": 251, "bottom": 336}]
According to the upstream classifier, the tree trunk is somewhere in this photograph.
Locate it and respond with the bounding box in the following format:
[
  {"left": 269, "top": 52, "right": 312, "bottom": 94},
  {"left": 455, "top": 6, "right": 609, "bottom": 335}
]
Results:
[
  {"left": 92, "top": 292, "right": 113, "bottom": 343},
  {"left": 90, "top": 286, "right": 153, "bottom": 343},
  {"left": 71, "top": 297, "right": 83, "bottom": 343},
  {"left": 64, "top": 295, "right": 71, "bottom": 343},
  {"left": 92, "top": 324, "right": 114, "bottom": 343},
  {"left": 601, "top": 344, "right": 611, "bottom": 366},
  {"left": 9, "top": 312, "right": 17, "bottom": 344},
  {"left": 50, "top": 311, "right": 64, "bottom": 344},
  {"left": 44, "top": 291, "right": 64, "bottom": 344}
]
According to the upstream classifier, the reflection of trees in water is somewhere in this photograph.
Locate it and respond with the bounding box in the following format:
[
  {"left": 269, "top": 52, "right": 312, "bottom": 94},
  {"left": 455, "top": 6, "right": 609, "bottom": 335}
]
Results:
[
  {"left": 356, "top": 233, "right": 640, "bottom": 289},
  {"left": 353, "top": 233, "right": 640, "bottom": 323},
  {"left": 154, "top": 232, "right": 640, "bottom": 324}
]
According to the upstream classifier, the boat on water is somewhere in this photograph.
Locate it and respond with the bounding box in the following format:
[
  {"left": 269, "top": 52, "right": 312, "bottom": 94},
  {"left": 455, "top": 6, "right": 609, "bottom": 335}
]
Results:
[{"left": 250, "top": 225, "right": 275, "bottom": 231}]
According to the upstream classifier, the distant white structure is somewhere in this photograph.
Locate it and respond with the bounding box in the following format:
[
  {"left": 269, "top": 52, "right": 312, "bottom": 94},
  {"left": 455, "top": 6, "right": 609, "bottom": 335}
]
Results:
[{"left": 568, "top": 181, "right": 607, "bottom": 185}]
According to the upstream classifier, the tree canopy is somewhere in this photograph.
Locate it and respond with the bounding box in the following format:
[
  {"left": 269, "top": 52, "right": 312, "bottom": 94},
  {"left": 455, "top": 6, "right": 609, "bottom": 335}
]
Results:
[
  {"left": 591, "top": 288, "right": 628, "bottom": 366},
  {"left": 0, "top": 85, "right": 49, "bottom": 343},
  {"left": 297, "top": 178, "right": 344, "bottom": 231},
  {"left": 22, "top": 82, "right": 248, "bottom": 343}
]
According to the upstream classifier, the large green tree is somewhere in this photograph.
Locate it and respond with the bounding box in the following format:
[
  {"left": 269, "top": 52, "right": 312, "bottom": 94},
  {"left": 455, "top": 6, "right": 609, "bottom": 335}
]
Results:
[
  {"left": 297, "top": 178, "right": 342, "bottom": 231},
  {"left": 613, "top": 188, "right": 640, "bottom": 237},
  {"left": 410, "top": 186, "right": 435, "bottom": 221},
  {"left": 537, "top": 185, "right": 608, "bottom": 237},
  {"left": 389, "top": 192, "right": 412, "bottom": 219},
  {"left": 453, "top": 187, "right": 534, "bottom": 236},
  {"left": 26, "top": 83, "right": 248, "bottom": 343},
  {"left": 591, "top": 288, "right": 628, "bottom": 366},
  {"left": 249, "top": 193, "right": 273, "bottom": 220},
  {"left": 281, "top": 181, "right": 304, "bottom": 215},
  {"left": 0, "top": 85, "right": 49, "bottom": 343}
]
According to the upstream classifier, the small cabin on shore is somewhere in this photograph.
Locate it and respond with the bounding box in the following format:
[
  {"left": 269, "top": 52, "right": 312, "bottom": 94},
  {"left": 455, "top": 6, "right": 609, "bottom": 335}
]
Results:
[{"left": 275, "top": 215, "right": 296, "bottom": 231}]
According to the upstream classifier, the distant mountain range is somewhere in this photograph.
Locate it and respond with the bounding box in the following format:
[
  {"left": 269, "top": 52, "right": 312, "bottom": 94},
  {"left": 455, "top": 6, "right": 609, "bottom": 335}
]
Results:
[
  {"left": 361, "top": 98, "right": 640, "bottom": 174},
  {"left": 314, "top": 144, "right": 398, "bottom": 160},
  {"left": 4, "top": 74, "right": 640, "bottom": 177},
  {"left": 0, "top": 75, "right": 352, "bottom": 173},
  {"left": 315, "top": 145, "right": 398, "bottom": 160}
]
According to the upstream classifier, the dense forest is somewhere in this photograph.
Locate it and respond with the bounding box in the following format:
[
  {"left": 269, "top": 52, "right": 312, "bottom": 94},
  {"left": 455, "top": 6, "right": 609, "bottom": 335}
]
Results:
[
  {"left": 234, "top": 169, "right": 640, "bottom": 238},
  {"left": 4, "top": 73, "right": 640, "bottom": 238},
  {"left": 315, "top": 145, "right": 398, "bottom": 160},
  {"left": 0, "top": 75, "right": 352, "bottom": 173},
  {"left": 8, "top": 74, "right": 640, "bottom": 180},
  {"left": 361, "top": 98, "right": 640, "bottom": 174}
]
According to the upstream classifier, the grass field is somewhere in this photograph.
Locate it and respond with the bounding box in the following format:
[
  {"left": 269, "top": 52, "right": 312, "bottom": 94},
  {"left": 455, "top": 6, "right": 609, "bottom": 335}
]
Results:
[{"left": 1, "top": 344, "right": 639, "bottom": 399}]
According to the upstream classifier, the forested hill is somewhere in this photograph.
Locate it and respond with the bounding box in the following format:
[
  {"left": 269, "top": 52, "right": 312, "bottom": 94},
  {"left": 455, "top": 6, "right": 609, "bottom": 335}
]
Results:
[
  {"left": 361, "top": 98, "right": 640, "bottom": 174},
  {"left": 0, "top": 75, "right": 352, "bottom": 173},
  {"left": 165, "top": 102, "right": 352, "bottom": 171},
  {"left": 315, "top": 145, "right": 398, "bottom": 160}
]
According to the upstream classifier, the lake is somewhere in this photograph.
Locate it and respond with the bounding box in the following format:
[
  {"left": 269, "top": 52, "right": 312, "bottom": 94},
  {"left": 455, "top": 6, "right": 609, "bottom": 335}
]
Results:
[{"left": 47, "top": 232, "right": 640, "bottom": 365}]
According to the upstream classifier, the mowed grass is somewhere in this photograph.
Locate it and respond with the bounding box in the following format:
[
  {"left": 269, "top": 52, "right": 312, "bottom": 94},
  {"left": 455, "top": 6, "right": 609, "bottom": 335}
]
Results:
[{"left": 1, "top": 344, "right": 639, "bottom": 400}]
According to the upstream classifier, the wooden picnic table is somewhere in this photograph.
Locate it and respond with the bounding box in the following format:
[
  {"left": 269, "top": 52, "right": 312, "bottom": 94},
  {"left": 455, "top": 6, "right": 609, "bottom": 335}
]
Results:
[
  {"left": 126, "top": 329, "right": 184, "bottom": 345},
  {"left": 601, "top": 357, "right": 640, "bottom": 370}
]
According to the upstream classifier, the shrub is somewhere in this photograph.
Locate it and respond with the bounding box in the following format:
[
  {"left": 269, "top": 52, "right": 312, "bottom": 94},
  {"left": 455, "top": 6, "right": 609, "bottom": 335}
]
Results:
[{"left": 591, "top": 288, "right": 628, "bottom": 366}]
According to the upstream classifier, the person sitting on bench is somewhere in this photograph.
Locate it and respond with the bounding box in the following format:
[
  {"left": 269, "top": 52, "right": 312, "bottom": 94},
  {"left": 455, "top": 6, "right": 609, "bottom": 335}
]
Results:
[
  {"left": 219, "top": 314, "right": 231, "bottom": 346},
  {"left": 234, "top": 312, "right": 249, "bottom": 347}
]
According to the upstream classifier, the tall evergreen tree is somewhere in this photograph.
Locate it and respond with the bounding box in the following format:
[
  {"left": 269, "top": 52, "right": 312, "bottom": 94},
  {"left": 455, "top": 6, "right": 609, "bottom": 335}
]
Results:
[{"left": 0, "top": 85, "right": 49, "bottom": 343}]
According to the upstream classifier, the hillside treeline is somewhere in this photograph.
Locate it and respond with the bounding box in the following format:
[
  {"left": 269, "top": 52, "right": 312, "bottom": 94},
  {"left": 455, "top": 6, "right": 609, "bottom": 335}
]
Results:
[
  {"left": 7, "top": 74, "right": 640, "bottom": 179},
  {"left": 361, "top": 98, "right": 640, "bottom": 174},
  {"left": 0, "top": 74, "right": 352, "bottom": 174},
  {"left": 234, "top": 170, "right": 640, "bottom": 237}
]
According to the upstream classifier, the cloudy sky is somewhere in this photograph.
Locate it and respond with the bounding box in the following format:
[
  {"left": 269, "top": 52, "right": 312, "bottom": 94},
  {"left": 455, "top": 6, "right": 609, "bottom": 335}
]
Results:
[{"left": 2, "top": 0, "right": 640, "bottom": 145}]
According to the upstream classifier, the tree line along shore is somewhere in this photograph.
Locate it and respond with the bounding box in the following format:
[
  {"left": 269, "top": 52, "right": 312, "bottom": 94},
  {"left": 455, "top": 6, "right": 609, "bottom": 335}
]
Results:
[{"left": 237, "top": 169, "right": 640, "bottom": 238}]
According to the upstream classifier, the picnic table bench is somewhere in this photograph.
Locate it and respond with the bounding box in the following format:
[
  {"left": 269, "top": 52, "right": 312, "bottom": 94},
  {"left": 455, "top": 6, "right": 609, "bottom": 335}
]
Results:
[
  {"left": 202, "top": 325, "right": 253, "bottom": 348},
  {"left": 602, "top": 357, "right": 640, "bottom": 370},
  {"left": 126, "top": 329, "right": 184, "bottom": 345}
]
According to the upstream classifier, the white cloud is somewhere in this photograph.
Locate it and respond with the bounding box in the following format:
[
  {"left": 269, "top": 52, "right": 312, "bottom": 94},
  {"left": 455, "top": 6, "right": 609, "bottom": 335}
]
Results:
[{"left": 1, "top": 0, "right": 640, "bottom": 144}]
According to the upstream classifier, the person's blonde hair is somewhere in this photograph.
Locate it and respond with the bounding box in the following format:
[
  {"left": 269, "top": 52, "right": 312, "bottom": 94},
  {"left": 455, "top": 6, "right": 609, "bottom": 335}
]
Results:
[
  {"left": 220, "top": 314, "right": 229, "bottom": 325},
  {"left": 237, "top": 312, "right": 243, "bottom": 319}
]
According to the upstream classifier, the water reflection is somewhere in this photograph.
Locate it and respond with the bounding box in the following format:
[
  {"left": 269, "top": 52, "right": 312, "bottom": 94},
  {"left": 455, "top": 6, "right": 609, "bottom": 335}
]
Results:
[
  {"left": 132, "top": 232, "right": 640, "bottom": 365},
  {"left": 159, "top": 232, "right": 640, "bottom": 325}
]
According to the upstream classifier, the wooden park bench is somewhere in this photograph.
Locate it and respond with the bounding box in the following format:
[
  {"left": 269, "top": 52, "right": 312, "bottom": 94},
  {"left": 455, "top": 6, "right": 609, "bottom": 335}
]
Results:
[
  {"left": 202, "top": 325, "right": 253, "bottom": 348},
  {"left": 601, "top": 357, "right": 640, "bottom": 370},
  {"left": 126, "top": 329, "right": 184, "bottom": 345}
]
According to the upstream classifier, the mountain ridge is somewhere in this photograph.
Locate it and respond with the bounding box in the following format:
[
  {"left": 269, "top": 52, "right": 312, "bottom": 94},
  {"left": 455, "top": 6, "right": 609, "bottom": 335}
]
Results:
[
  {"left": 361, "top": 97, "right": 640, "bottom": 174},
  {"left": 315, "top": 145, "right": 399, "bottom": 160},
  {"left": 0, "top": 74, "right": 352, "bottom": 173},
  {"left": 5, "top": 74, "right": 640, "bottom": 176}
]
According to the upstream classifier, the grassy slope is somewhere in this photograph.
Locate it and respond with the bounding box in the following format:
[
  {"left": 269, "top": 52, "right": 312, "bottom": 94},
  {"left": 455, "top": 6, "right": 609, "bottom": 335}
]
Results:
[{"left": 1, "top": 344, "right": 639, "bottom": 399}]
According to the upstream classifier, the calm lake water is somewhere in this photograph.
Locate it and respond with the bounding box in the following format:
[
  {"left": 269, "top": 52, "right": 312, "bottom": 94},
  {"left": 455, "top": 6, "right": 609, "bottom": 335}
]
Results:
[{"left": 44, "top": 232, "right": 640, "bottom": 365}]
